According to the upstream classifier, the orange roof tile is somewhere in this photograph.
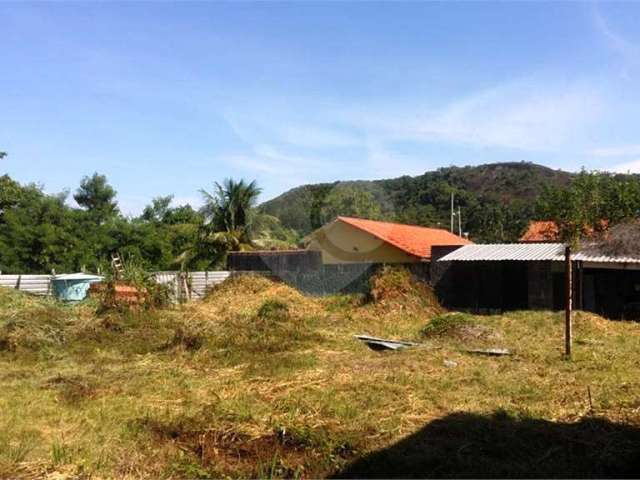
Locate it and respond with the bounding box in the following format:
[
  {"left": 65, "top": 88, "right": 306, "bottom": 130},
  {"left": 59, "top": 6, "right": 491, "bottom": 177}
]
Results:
[{"left": 337, "top": 216, "right": 472, "bottom": 259}]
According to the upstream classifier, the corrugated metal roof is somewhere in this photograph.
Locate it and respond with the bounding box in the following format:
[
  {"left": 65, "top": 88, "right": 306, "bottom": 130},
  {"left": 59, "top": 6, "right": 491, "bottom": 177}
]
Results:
[
  {"left": 438, "top": 243, "right": 566, "bottom": 262},
  {"left": 439, "top": 243, "right": 640, "bottom": 264},
  {"left": 572, "top": 252, "right": 640, "bottom": 263}
]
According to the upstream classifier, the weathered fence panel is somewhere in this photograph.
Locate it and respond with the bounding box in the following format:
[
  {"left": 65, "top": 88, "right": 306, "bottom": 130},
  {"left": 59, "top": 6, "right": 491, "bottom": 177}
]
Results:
[
  {"left": 189, "top": 271, "right": 231, "bottom": 298},
  {"left": 0, "top": 274, "right": 52, "bottom": 296},
  {"left": 0, "top": 271, "right": 233, "bottom": 301},
  {"left": 152, "top": 271, "right": 231, "bottom": 300}
]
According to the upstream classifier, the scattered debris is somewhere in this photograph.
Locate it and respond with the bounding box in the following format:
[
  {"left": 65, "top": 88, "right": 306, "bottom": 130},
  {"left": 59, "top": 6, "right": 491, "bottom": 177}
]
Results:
[
  {"left": 91, "top": 282, "right": 148, "bottom": 307},
  {"left": 355, "top": 335, "right": 420, "bottom": 351},
  {"left": 466, "top": 348, "right": 511, "bottom": 356},
  {"left": 443, "top": 359, "right": 458, "bottom": 368}
]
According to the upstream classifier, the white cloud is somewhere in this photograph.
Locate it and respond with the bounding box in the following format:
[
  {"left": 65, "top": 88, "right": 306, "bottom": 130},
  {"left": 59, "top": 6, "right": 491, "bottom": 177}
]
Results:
[
  {"left": 612, "top": 158, "right": 640, "bottom": 173},
  {"left": 276, "top": 125, "right": 360, "bottom": 149},
  {"left": 590, "top": 145, "right": 640, "bottom": 157},
  {"left": 219, "top": 146, "right": 339, "bottom": 200},
  {"left": 224, "top": 110, "right": 361, "bottom": 151},
  {"left": 232, "top": 78, "right": 605, "bottom": 154},
  {"left": 592, "top": 7, "right": 639, "bottom": 67},
  {"left": 361, "top": 140, "right": 429, "bottom": 179},
  {"left": 383, "top": 80, "right": 603, "bottom": 152},
  {"left": 117, "top": 195, "right": 149, "bottom": 217},
  {"left": 217, "top": 76, "right": 608, "bottom": 195},
  {"left": 171, "top": 195, "right": 202, "bottom": 209}
]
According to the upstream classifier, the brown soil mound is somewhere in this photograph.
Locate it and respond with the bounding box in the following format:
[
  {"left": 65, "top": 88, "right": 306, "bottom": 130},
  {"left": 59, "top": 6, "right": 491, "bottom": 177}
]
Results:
[{"left": 140, "top": 416, "right": 355, "bottom": 478}]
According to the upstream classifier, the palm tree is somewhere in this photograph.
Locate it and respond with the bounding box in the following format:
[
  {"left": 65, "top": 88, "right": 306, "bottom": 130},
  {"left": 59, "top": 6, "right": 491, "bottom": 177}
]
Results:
[
  {"left": 177, "top": 179, "right": 263, "bottom": 269},
  {"left": 200, "top": 178, "right": 262, "bottom": 241}
]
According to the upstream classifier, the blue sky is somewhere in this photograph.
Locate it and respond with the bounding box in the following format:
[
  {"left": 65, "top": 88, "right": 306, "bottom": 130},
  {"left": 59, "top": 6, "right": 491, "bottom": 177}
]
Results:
[{"left": 2, "top": 2, "right": 640, "bottom": 214}]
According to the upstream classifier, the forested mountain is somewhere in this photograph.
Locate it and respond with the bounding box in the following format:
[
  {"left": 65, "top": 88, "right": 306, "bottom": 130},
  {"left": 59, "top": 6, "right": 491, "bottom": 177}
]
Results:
[{"left": 260, "top": 162, "right": 573, "bottom": 242}]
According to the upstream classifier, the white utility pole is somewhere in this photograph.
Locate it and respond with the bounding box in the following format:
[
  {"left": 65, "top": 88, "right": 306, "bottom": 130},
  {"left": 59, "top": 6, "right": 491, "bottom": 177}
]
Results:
[{"left": 450, "top": 192, "right": 455, "bottom": 233}]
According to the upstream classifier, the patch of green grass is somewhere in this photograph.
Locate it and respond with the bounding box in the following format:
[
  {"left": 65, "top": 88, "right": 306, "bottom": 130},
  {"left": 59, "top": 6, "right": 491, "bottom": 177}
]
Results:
[
  {"left": 420, "top": 312, "right": 475, "bottom": 337},
  {"left": 257, "top": 299, "right": 290, "bottom": 321},
  {"left": 50, "top": 440, "right": 72, "bottom": 465}
]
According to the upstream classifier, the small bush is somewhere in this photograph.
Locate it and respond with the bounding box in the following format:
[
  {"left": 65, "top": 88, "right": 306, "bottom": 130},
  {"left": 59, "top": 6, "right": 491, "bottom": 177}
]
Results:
[
  {"left": 98, "top": 254, "right": 172, "bottom": 311},
  {"left": 206, "top": 298, "right": 323, "bottom": 362},
  {"left": 257, "top": 299, "right": 290, "bottom": 322},
  {"left": 369, "top": 265, "right": 443, "bottom": 315},
  {"left": 0, "top": 291, "right": 68, "bottom": 352},
  {"left": 44, "top": 374, "right": 96, "bottom": 405},
  {"left": 421, "top": 312, "right": 475, "bottom": 337},
  {"left": 168, "top": 325, "right": 205, "bottom": 351}
]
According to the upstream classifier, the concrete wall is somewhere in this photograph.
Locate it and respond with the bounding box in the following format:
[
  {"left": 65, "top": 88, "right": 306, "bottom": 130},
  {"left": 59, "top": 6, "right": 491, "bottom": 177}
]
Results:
[
  {"left": 228, "top": 250, "right": 322, "bottom": 271},
  {"left": 227, "top": 262, "right": 431, "bottom": 296},
  {"left": 306, "top": 220, "right": 421, "bottom": 264}
]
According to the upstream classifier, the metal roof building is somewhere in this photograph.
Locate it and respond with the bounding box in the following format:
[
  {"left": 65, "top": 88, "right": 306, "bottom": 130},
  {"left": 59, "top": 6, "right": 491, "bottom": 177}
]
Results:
[
  {"left": 439, "top": 243, "right": 566, "bottom": 262},
  {"left": 434, "top": 243, "right": 640, "bottom": 318},
  {"left": 439, "top": 243, "right": 640, "bottom": 266}
]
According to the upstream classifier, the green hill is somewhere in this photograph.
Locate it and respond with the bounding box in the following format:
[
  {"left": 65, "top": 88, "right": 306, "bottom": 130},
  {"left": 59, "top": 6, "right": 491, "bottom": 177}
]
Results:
[{"left": 260, "top": 162, "right": 572, "bottom": 242}]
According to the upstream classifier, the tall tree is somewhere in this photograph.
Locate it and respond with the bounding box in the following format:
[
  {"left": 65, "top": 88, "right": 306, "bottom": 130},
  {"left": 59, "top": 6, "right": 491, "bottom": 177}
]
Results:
[
  {"left": 0, "top": 175, "right": 22, "bottom": 219},
  {"left": 537, "top": 170, "right": 640, "bottom": 242},
  {"left": 318, "top": 186, "right": 383, "bottom": 225},
  {"left": 177, "top": 179, "right": 263, "bottom": 269},
  {"left": 200, "top": 178, "right": 262, "bottom": 241},
  {"left": 141, "top": 195, "right": 174, "bottom": 223},
  {"left": 73, "top": 173, "right": 119, "bottom": 223}
]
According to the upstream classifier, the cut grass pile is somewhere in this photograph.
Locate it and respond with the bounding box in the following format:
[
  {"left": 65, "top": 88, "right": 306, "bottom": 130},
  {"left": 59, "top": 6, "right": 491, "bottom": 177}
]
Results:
[{"left": 0, "top": 269, "right": 639, "bottom": 478}]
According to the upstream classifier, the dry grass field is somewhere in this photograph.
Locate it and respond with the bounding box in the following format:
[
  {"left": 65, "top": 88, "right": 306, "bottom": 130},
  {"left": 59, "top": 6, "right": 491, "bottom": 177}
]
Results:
[{"left": 1, "top": 267, "right": 639, "bottom": 479}]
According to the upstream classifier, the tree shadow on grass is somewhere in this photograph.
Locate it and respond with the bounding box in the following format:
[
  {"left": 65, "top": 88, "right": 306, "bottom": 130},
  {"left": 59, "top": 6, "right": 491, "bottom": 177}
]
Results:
[{"left": 333, "top": 411, "right": 640, "bottom": 478}]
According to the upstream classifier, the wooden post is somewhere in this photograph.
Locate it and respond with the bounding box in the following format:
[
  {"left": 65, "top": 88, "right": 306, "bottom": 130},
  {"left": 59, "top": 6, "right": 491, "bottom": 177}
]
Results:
[{"left": 565, "top": 246, "right": 572, "bottom": 358}]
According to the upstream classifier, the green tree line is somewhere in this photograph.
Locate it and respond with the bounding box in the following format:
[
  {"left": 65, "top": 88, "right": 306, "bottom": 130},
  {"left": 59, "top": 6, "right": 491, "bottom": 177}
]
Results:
[
  {"left": 536, "top": 169, "right": 640, "bottom": 242},
  {"left": 0, "top": 168, "right": 296, "bottom": 274},
  {"left": 1, "top": 158, "right": 639, "bottom": 274}
]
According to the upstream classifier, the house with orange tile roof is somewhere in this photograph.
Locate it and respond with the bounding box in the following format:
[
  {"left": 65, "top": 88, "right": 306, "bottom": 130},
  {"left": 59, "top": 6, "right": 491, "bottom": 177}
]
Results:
[{"left": 306, "top": 216, "right": 472, "bottom": 264}]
